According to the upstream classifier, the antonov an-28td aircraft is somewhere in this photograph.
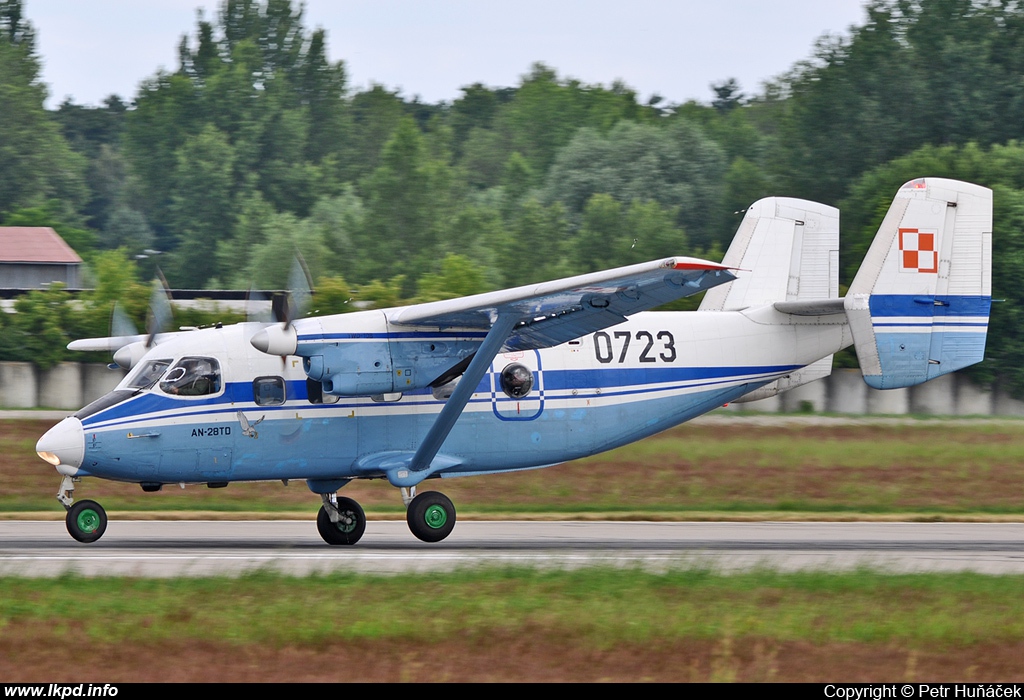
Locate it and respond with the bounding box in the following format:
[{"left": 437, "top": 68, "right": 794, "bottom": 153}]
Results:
[{"left": 36, "top": 178, "right": 992, "bottom": 544}]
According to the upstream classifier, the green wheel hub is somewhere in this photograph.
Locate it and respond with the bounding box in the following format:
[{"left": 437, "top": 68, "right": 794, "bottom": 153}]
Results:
[
  {"left": 423, "top": 504, "right": 448, "bottom": 529},
  {"left": 76, "top": 508, "right": 101, "bottom": 534}
]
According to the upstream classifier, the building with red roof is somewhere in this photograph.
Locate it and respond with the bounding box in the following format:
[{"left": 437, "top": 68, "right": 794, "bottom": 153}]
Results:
[{"left": 0, "top": 227, "right": 83, "bottom": 289}]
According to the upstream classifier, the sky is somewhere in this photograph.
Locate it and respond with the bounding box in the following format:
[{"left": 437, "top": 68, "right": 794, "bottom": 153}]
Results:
[{"left": 25, "top": 0, "right": 871, "bottom": 109}]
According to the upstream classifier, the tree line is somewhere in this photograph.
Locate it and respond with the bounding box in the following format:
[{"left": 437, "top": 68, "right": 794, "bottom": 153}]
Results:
[{"left": 2, "top": 0, "right": 1023, "bottom": 395}]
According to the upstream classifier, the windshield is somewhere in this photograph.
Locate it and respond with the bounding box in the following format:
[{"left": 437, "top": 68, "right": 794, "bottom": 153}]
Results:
[{"left": 124, "top": 359, "right": 172, "bottom": 390}]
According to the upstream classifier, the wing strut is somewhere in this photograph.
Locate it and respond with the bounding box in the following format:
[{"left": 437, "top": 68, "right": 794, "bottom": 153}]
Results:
[{"left": 385, "top": 312, "right": 519, "bottom": 488}]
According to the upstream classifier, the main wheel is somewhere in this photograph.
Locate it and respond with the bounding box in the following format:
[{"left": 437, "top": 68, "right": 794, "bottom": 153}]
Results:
[
  {"left": 407, "top": 491, "right": 456, "bottom": 543},
  {"left": 316, "top": 497, "right": 366, "bottom": 545},
  {"left": 66, "top": 500, "right": 107, "bottom": 543}
]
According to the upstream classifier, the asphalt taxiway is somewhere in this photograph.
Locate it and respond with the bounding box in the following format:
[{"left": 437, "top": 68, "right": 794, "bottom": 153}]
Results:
[{"left": 3, "top": 520, "right": 1024, "bottom": 576}]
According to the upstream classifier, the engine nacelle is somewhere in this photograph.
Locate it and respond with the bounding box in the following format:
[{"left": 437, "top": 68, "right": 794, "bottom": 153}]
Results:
[
  {"left": 285, "top": 311, "right": 482, "bottom": 397},
  {"left": 112, "top": 341, "right": 150, "bottom": 370}
]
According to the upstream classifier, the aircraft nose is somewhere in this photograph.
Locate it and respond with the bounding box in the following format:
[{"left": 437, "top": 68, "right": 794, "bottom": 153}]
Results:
[{"left": 36, "top": 417, "right": 85, "bottom": 475}]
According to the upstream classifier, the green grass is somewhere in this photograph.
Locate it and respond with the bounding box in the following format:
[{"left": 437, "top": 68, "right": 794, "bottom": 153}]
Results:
[{"left": 3, "top": 568, "right": 1023, "bottom": 649}]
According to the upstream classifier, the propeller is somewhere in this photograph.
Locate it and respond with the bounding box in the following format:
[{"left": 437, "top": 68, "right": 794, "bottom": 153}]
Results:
[
  {"left": 282, "top": 254, "right": 313, "bottom": 327},
  {"left": 251, "top": 255, "right": 312, "bottom": 361},
  {"left": 106, "top": 273, "right": 174, "bottom": 371},
  {"left": 145, "top": 272, "right": 173, "bottom": 348},
  {"left": 105, "top": 302, "right": 141, "bottom": 369},
  {"left": 245, "top": 289, "right": 273, "bottom": 324},
  {"left": 110, "top": 302, "right": 138, "bottom": 338}
]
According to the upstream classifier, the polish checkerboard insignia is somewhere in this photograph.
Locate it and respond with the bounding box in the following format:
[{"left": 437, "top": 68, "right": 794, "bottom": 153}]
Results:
[{"left": 898, "top": 228, "right": 938, "bottom": 273}]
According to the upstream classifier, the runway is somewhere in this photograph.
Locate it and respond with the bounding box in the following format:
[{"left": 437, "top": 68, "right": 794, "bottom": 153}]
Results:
[{"left": 3, "top": 520, "right": 1024, "bottom": 576}]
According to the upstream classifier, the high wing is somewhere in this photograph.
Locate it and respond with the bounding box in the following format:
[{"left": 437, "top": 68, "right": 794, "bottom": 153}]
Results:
[
  {"left": 386, "top": 256, "right": 736, "bottom": 350},
  {"left": 67, "top": 334, "right": 152, "bottom": 352}
]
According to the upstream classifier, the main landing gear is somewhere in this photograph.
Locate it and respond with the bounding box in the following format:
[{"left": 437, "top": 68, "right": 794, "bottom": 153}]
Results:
[
  {"left": 317, "top": 494, "right": 366, "bottom": 545},
  {"left": 405, "top": 489, "right": 457, "bottom": 543},
  {"left": 57, "top": 476, "right": 108, "bottom": 543},
  {"left": 315, "top": 486, "right": 457, "bottom": 545}
]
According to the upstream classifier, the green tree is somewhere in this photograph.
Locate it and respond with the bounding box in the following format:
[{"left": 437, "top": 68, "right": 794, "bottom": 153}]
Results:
[
  {"left": 542, "top": 120, "right": 726, "bottom": 247},
  {"left": 341, "top": 84, "right": 406, "bottom": 184},
  {"left": 569, "top": 195, "right": 688, "bottom": 273},
  {"left": 125, "top": 0, "right": 351, "bottom": 273},
  {"left": 353, "top": 118, "right": 455, "bottom": 285},
  {"left": 496, "top": 198, "right": 569, "bottom": 285},
  {"left": 491, "top": 63, "right": 653, "bottom": 176},
  {"left": 101, "top": 207, "right": 155, "bottom": 253},
  {"left": 415, "top": 254, "right": 489, "bottom": 302},
  {"left": 0, "top": 1, "right": 87, "bottom": 218},
  {"left": 575, "top": 193, "right": 624, "bottom": 273},
  {"left": 310, "top": 275, "right": 357, "bottom": 315},
  {"left": 167, "top": 126, "right": 238, "bottom": 287},
  {"left": 239, "top": 211, "right": 332, "bottom": 289}
]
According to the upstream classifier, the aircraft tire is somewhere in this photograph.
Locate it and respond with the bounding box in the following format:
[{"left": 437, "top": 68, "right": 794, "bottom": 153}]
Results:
[
  {"left": 316, "top": 498, "right": 366, "bottom": 545},
  {"left": 66, "top": 500, "right": 108, "bottom": 543},
  {"left": 407, "top": 491, "right": 456, "bottom": 543}
]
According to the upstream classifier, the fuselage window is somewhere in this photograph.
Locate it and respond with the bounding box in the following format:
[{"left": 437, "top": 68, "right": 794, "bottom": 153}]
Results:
[
  {"left": 160, "top": 357, "right": 222, "bottom": 396},
  {"left": 253, "top": 376, "right": 286, "bottom": 406}
]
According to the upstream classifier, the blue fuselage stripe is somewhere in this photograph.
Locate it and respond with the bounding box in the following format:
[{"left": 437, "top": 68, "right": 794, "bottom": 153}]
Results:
[{"left": 80, "top": 363, "right": 800, "bottom": 430}]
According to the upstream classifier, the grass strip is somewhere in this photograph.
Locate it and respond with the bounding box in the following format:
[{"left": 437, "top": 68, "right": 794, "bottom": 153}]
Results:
[{"left": 2, "top": 567, "right": 1024, "bottom": 649}]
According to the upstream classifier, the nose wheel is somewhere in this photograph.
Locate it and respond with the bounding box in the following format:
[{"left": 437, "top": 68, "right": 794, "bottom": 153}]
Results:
[{"left": 66, "top": 500, "right": 108, "bottom": 543}]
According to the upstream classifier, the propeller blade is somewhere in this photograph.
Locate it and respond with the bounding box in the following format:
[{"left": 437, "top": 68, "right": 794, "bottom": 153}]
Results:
[
  {"left": 285, "top": 254, "right": 313, "bottom": 329},
  {"left": 146, "top": 274, "right": 173, "bottom": 347},
  {"left": 246, "top": 288, "right": 273, "bottom": 324},
  {"left": 271, "top": 292, "right": 289, "bottom": 325},
  {"left": 110, "top": 302, "right": 138, "bottom": 338}
]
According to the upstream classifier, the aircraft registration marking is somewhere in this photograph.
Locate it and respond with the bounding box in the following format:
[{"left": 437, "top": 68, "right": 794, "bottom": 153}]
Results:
[
  {"left": 593, "top": 330, "right": 677, "bottom": 364},
  {"left": 192, "top": 426, "right": 232, "bottom": 437}
]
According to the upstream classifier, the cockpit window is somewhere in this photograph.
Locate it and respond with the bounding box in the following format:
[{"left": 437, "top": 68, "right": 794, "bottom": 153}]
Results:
[
  {"left": 160, "top": 357, "right": 222, "bottom": 397},
  {"left": 125, "top": 359, "right": 172, "bottom": 390}
]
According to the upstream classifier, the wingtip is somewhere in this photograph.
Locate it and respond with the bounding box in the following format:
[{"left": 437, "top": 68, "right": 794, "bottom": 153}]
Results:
[{"left": 665, "top": 257, "right": 735, "bottom": 272}]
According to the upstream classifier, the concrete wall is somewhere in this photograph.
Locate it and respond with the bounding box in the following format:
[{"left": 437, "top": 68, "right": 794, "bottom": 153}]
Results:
[
  {"left": 723, "top": 370, "right": 1017, "bottom": 417},
  {"left": 0, "top": 362, "right": 125, "bottom": 410},
  {"left": 37, "top": 362, "right": 83, "bottom": 410},
  {"left": 0, "top": 362, "right": 37, "bottom": 408}
]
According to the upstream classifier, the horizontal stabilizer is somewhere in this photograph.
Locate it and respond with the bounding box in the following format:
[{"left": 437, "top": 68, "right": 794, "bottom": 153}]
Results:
[{"left": 773, "top": 299, "right": 846, "bottom": 316}]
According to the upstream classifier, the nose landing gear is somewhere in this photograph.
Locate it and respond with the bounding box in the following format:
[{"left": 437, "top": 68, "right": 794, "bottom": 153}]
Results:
[
  {"left": 57, "top": 475, "right": 108, "bottom": 543},
  {"left": 67, "top": 500, "right": 108, "bottom": 543},
  {"left": 57, "top": 472, "right": 108, "bottom": 544}
]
